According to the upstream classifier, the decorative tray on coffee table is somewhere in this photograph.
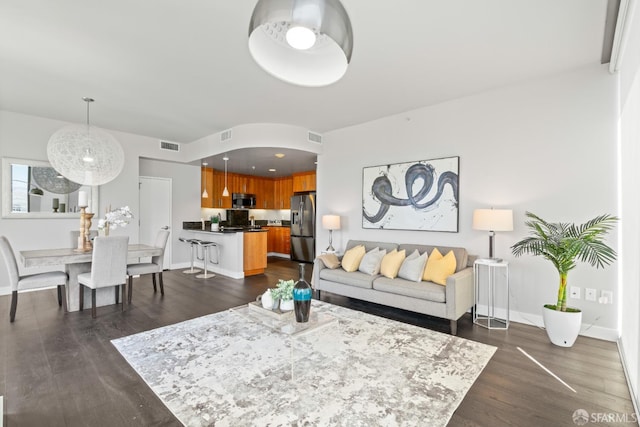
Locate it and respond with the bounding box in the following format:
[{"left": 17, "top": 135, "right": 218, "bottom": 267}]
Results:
[
  {"left": 247, "top": 300, "right": 292, "bottom": 319},
  {"left": 232, "top": 301, "right": 338, "bottom": 337}
]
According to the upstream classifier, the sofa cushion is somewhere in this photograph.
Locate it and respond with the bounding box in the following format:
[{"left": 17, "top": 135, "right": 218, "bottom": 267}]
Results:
[
  {"left": 423, "top": 248, "right": 457, "bottom": 285},
  {"left": 317, "top": 253, "right": 341, "bottom": 269},
  {"left": 398, "top": 244, "right": 468, "bottom": 273},
  {"left": 398, "top": 250, "right": 428, "bottom": 282},
  {"left": 358, "top": 248, "right": 386, "bottom": 276},
  {"left": 380, "top": 249, "right": 406, "bottom": 279},
  {"left": 373, "top": 276, "right": 446, "bottom": 303},
  {"left": 342, "top": 245, "right": 366, "bottom": 272},
  {"left": 319, "top": 268, "right": 377, "bottom": 289}
]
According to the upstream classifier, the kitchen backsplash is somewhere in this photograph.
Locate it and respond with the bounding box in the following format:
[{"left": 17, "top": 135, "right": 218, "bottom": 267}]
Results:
[{"left": 201, "top": 208, "right": 290, "bottom": 223}]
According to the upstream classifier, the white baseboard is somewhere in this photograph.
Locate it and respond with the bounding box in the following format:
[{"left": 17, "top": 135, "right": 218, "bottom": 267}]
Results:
[{"left": 476, "top": 304, "right": 619, "bottom": 342}]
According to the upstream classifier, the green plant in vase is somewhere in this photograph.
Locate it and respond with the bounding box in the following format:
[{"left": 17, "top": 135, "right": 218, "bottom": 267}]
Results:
[
  {"left": 210, "top": 214, "right": 220, "bottom": 231},
  {"left": 271, "top": 279, "right": 294, "bottom": 311},
  {"left": 511, "top": 211, "right": 617, "bottom": 347}
]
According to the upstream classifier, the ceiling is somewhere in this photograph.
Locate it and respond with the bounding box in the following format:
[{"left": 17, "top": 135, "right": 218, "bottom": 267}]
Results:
[{"left": 0, "top": 1, "right": 615, "bottom": 175}]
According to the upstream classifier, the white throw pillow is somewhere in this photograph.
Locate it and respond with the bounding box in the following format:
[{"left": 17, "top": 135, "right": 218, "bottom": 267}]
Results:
[
  {"left": 398, "top": 250, "right": 429, "bottom": 282},
  {"left": 358, "top": 247, "right": 387, "bottom": 276}
]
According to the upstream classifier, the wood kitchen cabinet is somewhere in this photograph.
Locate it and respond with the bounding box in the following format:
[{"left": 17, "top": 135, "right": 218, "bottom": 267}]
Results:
[
  {"left": 267, "top": 227, "right": 290, "bottom": 255},
  {"left": 202, "top": 167, "right": 230, "bottom": 208},
  {"left": 273, "top": 177, "right": 293, "bottom": 209},
  {"left": 243, "top": 231, "right": 267, "bottom": 276},
  {"left": 292, "top": 171, "right": 316, "bottom": 193},
  {"left": 212, "top": 169, "right": 231, "bottom": 208},
  {"left": 256, "top": 177, "right": 274, "bottom": 209},
  {"left": 202, "top": 169, "right": 296, "bottom": 210},
  {"left": 201, "top": 167, "right": 214, "bottom": 208},
  {"left": 232, "top": 173, "right": 254, "bottom": 195}
]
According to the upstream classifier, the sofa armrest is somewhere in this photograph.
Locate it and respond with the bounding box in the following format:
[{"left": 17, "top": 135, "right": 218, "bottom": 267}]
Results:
[
  {"left": 311, "top": 258, "right": 326, "bottom": 290},
  {"left": 444, "top": 267, "right": 475, "bottom": 320}
]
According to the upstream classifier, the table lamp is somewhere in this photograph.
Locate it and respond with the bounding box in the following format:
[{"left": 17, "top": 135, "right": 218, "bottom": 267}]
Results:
[
  {"left": 472, "top": 208, "right": 513, "bottom": 261},
  {"left": 322, "top": 215, "right": 341, "bottom": 253}
]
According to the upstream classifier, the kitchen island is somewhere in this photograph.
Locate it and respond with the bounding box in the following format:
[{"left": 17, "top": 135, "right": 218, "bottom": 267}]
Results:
[{"left": 181, "top": 227, "right": 268, "bottom": 279}]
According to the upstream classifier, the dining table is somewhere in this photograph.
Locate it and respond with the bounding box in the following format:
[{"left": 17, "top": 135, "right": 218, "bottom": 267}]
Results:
[{"left": 20, "top": 244, "right": 163, "bottom": 312}]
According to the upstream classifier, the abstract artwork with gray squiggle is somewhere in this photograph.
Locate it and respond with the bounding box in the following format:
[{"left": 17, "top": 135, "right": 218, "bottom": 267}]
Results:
[
  {"left": 112, "top": 300, "right": 495, "bottom": 427},
  {"left": 362, "top": 156, "right": 459, "bottom": 232}
]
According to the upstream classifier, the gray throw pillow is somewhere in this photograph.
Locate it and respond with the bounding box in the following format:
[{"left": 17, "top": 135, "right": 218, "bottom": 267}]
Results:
[
  {"left": 398, "top": 250, "right": 428, "bottom": 282},
  {"left": 358, "top": 247, "right": 386, "bottom": 276}
]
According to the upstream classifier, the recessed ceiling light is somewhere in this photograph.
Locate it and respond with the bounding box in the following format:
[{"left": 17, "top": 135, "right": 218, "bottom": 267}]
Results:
[
  {"left": 275, "top": 153, "right": 285, "bottom": 158},
  {"left": 269, "top": 168, "right": 276, "bottom": 172},
  {"left": 202, "top": 162, "right": 208, "bottom": 166}
]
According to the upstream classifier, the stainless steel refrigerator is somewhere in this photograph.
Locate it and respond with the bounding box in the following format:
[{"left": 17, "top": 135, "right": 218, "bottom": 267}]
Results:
[{"left": 290, "top": 193, "right": 316, "bottom": 263}]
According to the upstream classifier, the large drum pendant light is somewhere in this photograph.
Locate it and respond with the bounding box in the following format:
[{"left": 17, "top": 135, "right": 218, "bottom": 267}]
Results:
[
  {"left": 47, "top": 97, "right": 124, "bottom": 186},
  {"left": 248, "top": 0, "right": 353, "bottom": 87}
]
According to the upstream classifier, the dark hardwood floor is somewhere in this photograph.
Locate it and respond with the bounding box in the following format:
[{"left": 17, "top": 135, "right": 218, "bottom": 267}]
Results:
[{"left": 1, "top": 257, "right": 636, "bottom": 426}]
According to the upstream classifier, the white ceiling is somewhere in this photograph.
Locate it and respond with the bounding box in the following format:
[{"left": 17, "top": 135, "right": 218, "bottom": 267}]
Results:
[{"left": 0, "top": 1, "right": 612, "bottom": 175}]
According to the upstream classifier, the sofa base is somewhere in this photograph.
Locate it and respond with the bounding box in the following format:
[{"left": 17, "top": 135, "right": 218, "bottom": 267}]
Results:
[{"left": 316, "top": 287, "right": 460, "bottom": 335}]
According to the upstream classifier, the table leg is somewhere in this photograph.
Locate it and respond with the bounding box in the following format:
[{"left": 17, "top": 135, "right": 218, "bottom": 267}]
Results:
[{"left": 65, "top": 262, "right": 119, "bottom": 312}]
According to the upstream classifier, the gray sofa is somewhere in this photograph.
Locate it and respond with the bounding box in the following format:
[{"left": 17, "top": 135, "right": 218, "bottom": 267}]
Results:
[{"left": 312, "top": 240, "right": 476, "bottom": 335}]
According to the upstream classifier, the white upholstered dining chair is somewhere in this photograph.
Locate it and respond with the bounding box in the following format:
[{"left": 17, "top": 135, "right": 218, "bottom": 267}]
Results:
[
  {"left": 0, "top": 236, "right": 68, "bottom": 322},
  {"left": 78, "top": 235, "right": 129, "bottom": 318},
  {"left": 126, "top": 229, "right": 170, "bottom": 303}
]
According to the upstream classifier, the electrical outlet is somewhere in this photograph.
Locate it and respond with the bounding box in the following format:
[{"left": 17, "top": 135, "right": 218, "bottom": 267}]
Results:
[
  {"left": 600, "top": 290, "right": 613, "bottom": 304},
  {"left": 585, "top": 288, "right": 597, "bottom": 302},
  {"left": 569, "top": 286, "right": 581, "bottom": 299}
]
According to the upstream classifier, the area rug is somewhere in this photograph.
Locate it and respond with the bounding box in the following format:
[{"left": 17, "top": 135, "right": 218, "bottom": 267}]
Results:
[{"left": 112, "top": 300, "right": 496, "bottom": 426}]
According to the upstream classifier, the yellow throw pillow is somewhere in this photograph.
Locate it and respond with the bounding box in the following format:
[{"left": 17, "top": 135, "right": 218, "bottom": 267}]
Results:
[
  {"left": 422, "top": 248, "right": 457, "bottom": 285},
  {"left": 380, "top": 249, "right": 406, "bottom": 279},
  {"left": 341, "top": 245, "right": 366, "bottom": 272}
]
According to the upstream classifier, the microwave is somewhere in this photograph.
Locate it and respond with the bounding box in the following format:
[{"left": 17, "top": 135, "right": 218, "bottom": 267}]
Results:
[{"left": 232, "top": 193, "right": 256, "bottom": 209}]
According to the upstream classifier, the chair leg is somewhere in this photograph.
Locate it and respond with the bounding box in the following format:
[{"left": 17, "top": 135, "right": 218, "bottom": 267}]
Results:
[
  {"left": 91, "top": 289, "right": 96, "bottom": 318},
  {"left": 57, "top": 285, "right": 63, "bottom": 306},
  {"left": 450, "top": 319, "right": 458, "bottom": 335},
  {"left": 9, "top": 290, "right": 17, "bottom": 322},
  {"left": 115, "top": 286, "right": 120, "bottom": 304},
  {"left": 152, "top": 273, "right": 157, "bottom": 292},
  {"left": 79, "top": 285, "right": 84, "bottom": 311},
  {"left": 60, "top": 285, "right": 68, "bottom": 313},
  {"left": 121, "top": 284, "right": 126, "bottom": 312},
  {"left": 128, "top": 276, "right": 133, "bottom": 304},
  {"left": 159, "top": 272, "right": 164, "bottom": 295}
]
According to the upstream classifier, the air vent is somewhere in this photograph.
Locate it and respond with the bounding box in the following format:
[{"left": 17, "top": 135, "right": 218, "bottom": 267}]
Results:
[
  {"left": 220, "top": 129, "right": 233, "bottom": 142},
  {"left": 160, "top": 140, "right": 180, "bottom": 152},
  {"left": 308, "top": 131, "right": 322, "bottom": 144}
]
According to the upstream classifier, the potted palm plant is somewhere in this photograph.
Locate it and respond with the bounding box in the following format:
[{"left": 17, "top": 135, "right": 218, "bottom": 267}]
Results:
[{"left": 511, "top": 211, "right": 617, "bottom": 347}]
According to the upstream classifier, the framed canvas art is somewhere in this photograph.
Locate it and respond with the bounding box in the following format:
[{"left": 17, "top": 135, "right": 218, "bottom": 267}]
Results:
[{"left": 362, "top": 156, "right": 459, "bottom": 232}]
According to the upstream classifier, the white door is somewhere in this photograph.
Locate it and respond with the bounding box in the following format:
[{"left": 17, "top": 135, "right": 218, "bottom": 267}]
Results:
[{"left": 139, "top": 176, "right": 172, "bottom": 268}]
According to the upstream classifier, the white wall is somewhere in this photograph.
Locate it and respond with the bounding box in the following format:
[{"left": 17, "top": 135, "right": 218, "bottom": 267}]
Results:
[
  {"left": 618, "top": 1, "right": 640, "bottom": 411},
  {"left": 320, "top": 64, "right": 620, "bottom": 339}
]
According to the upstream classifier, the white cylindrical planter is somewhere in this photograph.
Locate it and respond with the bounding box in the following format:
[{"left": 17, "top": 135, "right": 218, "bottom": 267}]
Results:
[
  {"left": 542, "top": 306, "right": 582, "bottom": 347},
  {"left": 280, "top": 299, "right": 294, "bottom": 312}
]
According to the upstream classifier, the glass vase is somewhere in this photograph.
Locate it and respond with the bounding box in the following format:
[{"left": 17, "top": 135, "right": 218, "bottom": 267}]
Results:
[{"left": 293, "top": 263, "right": 312, "bottom": 323}]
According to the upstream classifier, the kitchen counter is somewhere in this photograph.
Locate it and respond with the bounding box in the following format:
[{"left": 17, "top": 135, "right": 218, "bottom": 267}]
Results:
[{"left": 181, "top": 226, "right": 269, "bottom": 279}]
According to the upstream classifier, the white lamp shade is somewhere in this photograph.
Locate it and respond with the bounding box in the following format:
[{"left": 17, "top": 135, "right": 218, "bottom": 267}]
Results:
[
  {"left": 472, "top": 209, "right": 513, "bottom": 231},
  {"left": 322, "top": 214, "right": 341, "bottom": 230},
  {"left": 47, "top": 124, "right": 124, "bottom": 186},
  {"left": 248, "top": 0, "right": 353, "bottom": 87}
]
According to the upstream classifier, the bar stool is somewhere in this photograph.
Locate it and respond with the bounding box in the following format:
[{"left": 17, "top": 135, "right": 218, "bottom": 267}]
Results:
[
  {"left": 179, "top": 237, "right": 202, "bottom": 274},
  {"left": 195, "top": 240, "right": 217, "bottom": 279}
]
